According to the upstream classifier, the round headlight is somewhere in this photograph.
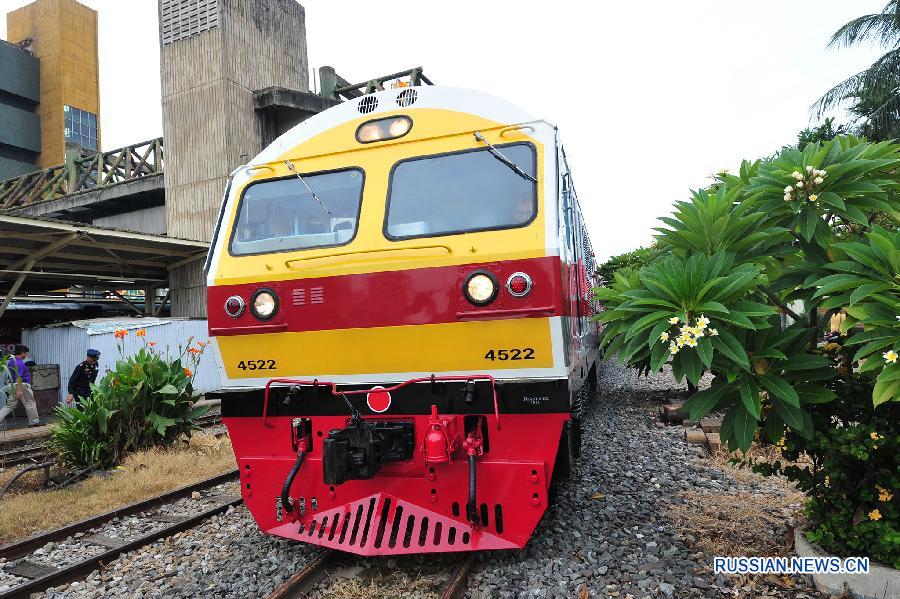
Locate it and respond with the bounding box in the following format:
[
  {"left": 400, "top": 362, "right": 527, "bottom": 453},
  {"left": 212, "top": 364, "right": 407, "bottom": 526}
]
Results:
[
  {"left": 250, "top": 288, "right": 279, "bottom": 320},
  {"left": 463, "top": 272, "right": 499, "bottom": 306}
]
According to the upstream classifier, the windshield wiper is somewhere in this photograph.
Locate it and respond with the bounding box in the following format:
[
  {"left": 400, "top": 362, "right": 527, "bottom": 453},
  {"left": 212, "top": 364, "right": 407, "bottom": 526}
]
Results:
[
  {"left": 473, "top": 131, "right": 537, "bottom": 183},
  {"left": 284, "top": 160, "right": 333, "bottom": 216}
]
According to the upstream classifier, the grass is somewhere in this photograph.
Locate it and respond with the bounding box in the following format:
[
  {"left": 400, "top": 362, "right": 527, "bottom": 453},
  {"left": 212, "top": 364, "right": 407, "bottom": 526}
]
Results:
[{"left": 0, "top": 434, "right": 236, "bottom": 544}]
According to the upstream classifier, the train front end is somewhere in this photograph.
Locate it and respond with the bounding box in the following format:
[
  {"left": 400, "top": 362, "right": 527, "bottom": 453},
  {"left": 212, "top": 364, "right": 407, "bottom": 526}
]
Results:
[{"left": 206, "top": 86, "right": 582, "bottom": 555}]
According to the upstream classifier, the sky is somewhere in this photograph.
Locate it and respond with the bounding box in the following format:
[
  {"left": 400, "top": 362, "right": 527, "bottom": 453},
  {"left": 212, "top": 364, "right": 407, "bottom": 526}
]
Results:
[{"left": 1, "top": 0, "right": 888, "bottom": 260}]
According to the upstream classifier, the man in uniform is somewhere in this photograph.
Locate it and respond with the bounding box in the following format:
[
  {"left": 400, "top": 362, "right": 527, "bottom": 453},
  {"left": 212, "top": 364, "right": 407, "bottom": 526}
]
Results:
[{"left": 67, "top": 349, "right": 101, "bottom": 407}]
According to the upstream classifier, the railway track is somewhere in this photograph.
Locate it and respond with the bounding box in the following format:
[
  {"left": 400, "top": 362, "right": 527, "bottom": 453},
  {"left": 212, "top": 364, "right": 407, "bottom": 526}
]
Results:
[
  {"left": 0, "top": 469, "right": 240, "bottom": 598},
  {"left": 266, "top": 550, "right": 475, "bottom": 599},
  {"left": 0, "top": 411, "right": 224, "bottom": 469}
]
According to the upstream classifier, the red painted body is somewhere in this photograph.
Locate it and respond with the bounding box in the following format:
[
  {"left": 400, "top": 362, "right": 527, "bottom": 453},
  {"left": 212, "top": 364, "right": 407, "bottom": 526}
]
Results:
[
  {"left": 225, "top": 409, "right": 569, "bottom": 554},
  {"left": 208, "top": 256, "right": 563, "bottom": 336}
]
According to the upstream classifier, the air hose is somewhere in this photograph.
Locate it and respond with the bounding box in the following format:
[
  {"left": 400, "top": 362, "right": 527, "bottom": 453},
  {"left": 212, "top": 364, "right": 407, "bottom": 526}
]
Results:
[
  {"left": 466, "top": 454, "right": 479, "bottom": 525},
  {"left": 281, "top": 451, "right": 306, "bottom": 513}
]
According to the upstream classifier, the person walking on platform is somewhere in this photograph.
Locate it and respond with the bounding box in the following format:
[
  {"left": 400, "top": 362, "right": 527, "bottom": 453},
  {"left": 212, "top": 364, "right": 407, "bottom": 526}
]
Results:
[
  {"left": 67, "top": 349, "right": 101, "bottom": 408},
  {"left": 0, "top": 345, "right": 40, "bottom": 427}
]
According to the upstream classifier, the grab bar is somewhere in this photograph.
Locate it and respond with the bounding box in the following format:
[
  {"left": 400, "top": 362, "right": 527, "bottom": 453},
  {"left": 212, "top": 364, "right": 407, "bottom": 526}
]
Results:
[{"left": 285, "top": 244, "right": 452, "bottom": 268}]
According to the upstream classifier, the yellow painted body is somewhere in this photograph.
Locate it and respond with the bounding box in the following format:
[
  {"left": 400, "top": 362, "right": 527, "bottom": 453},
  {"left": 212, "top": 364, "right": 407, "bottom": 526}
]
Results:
[
  {"left": 212, "top": 104, "right": 561, "bottom": 381},
  {"left": 217, "top": 318, "right": 555, "bottom": 379}
]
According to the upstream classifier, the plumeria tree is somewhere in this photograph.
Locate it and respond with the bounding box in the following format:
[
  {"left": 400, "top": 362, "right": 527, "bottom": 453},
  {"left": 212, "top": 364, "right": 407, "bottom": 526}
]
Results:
[
  {"left": 597, "top": 136, "right": 899, "bottom": 566},
  {"left": 50, "top": 329, "right": 209, "bottom": 469}
]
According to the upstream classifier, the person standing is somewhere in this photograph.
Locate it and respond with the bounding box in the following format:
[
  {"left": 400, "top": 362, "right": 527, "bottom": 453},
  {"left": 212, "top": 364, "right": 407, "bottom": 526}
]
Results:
[
  {"left": 0, "top": 345, "right": 40, "bottom": 427},
  {"left": 67, "top": 349, "right": 101, "bottom": 407}
]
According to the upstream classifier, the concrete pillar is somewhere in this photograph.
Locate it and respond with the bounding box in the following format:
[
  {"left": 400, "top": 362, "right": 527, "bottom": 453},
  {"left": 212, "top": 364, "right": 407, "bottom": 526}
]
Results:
[{"left": 158, "top": 0, "right": 309, "bottom": 316}]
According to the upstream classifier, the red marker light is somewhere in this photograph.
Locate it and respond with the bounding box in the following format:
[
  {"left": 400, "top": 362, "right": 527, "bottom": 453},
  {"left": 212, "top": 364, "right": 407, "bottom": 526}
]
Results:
[
  {"left": 224, "top": 295, "right": 245, "bottom": 318},
  {"left": 506, "top": 272, "right": 533, "bottom": 297}
]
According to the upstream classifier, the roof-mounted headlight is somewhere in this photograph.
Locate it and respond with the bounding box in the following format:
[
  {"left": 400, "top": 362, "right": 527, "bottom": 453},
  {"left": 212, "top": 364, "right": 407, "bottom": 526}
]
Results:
[{"left": 356, "top": 116, "right": 412, "bottom": 144}]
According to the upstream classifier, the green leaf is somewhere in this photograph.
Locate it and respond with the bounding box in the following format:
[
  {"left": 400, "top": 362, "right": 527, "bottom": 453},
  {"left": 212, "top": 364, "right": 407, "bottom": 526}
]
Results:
[
  {"left": 758, "top": 374, "right": 800, "bottom": 407},
  {"left": 817, "top": 191, "right": 844, "bottom": 210},
  {"left": 711, "top": 329, "right": 750, "bottom": 368},
  {"left": 802, "top": 208, "right": 819, "bottom": 242},
  {"left": 696, "top": 336, "right": 713, "bottom": 369},
  {"left": 795, "top": 384, "right": 836, "bottom": 404},
  {"left": 739, "top": 379, "right": 761, "bottom": 419},
  {"left": 873, "top": 377, "right": 900, "bottom": 407},
  {"left": 158, "top": 384, "right": 180, "bottom": 395},
  {"left": 771, "top": 395, "right": 809, "bottom": 437},
  {"left": 727, "top": 403, "right": 756, "bottom": 452},
  {"left": 678, "top": 349, "right": 703, "bottom": 387},
  {"left": 646, "top": 320, "right": 671, "bottom": 350},
  {"left": 782, "top": 354, "right": 831, "bottom": 371},
  {"left": 683, "top": 384, "right": 728, "bottom": 420}
]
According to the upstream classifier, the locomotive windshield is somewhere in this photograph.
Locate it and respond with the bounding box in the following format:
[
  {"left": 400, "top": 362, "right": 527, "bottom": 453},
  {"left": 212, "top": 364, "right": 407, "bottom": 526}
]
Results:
[
  {"left": 385, "top": 143, "right": 537, "bottom": 239},
  {"left": 230, "top": 168, "right": 364, "bottom": 255}
]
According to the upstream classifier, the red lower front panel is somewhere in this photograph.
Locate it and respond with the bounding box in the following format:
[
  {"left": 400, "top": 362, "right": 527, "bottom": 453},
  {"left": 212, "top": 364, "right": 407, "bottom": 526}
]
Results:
[{"left": 225, "top": 413, "right": 568, "bottom": 555}]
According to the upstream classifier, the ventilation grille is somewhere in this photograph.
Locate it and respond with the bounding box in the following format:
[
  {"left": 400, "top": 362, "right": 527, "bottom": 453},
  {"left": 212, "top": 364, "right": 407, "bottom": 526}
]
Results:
[
  {"left": 357, "top": 96, "right": 379, "bottom": 114},
  {"left": 396, "top": 89, "right": 418, "bottom": 107},
  {"left": 295, "top": 494, "right": 507, "bottom": 554},
  {"left": 160, "top": 0, "right": 219, "bottom": 46}
]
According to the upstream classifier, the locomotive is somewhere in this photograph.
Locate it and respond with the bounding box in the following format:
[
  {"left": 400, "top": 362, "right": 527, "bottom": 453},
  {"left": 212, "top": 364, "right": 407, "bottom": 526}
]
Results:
[{"left": 206, "top": 82, "right": 599, "bottom": 555}]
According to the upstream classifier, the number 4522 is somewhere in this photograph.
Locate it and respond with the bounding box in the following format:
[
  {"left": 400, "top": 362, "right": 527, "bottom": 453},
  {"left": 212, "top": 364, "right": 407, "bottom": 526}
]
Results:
[{"left": 484, "top": 348, "right": 535, "bottom": 361}]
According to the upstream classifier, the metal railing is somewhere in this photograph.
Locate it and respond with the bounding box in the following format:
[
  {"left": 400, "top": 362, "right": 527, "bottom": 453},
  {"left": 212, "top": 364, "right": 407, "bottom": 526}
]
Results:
[{"left": 0, "top": 137, "right": 164, "bottom": 210}]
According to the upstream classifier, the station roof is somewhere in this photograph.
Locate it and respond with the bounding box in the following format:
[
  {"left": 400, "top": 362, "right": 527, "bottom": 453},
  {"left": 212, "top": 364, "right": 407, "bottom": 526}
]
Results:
[{"left": 0, "top": 214, "right": 209, "bottom": 317}]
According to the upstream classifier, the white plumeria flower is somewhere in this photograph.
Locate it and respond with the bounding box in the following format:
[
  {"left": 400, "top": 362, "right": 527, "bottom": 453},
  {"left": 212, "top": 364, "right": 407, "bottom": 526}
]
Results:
[
  {"left": 669, "top": 342, "right": 679, "bottom": 355},
  {"left": 708, "top": 328, "right": 719, "bottom": 336},
  {"left": 784, "top": 194, "right": 792, "bottom": 202},
  {"left": 806, "top": 166, "right": 814, "bottom": 173},
  {"left": 659, "top": 331, "right": 669, "bottom": 342},
  {"left": 796, "top": 181, "right": 804, "bottom": 188},
  {"left": 809, "top": 194, "right": 818, "bottom": 202},
  {"left": 784, "top": 186, "right": 794, "bottom": 193},
  {"left": 884, "top": 350, "right": 898, "bottom": 364},
  {"left": 668, "top": 316, "right": 679, "bottom": 325},
  {"left": 676, "top": 337, "right": 686, "bottom": 348},
  {"left": 792, "top": 171, "right": 804, "bottom": 180},
  {"left": 697, "top": 315, "right": 709, "bottom": 327},
  {"left": 814, "top": 177, "right": 824, "bottom": 185},
  {"left": 685, "top": 337, "right": 698, "bottom": 348},
  {"left": 896, "top": 316, "right": 900, "bottom": 321},
  {"left": 694, "top": 328, "right": 705, "bottom": 338}
]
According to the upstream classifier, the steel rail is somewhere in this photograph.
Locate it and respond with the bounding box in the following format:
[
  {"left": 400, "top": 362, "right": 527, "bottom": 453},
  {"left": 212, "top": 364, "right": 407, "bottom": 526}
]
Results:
[
  {"left": 264, "top": 551, "right": 475, "bottom": 599},
  {"left": 0, "top": 469, "right": 238, "bottom": 561},
  {"left": 0, "top": 492, "right": 242, "bottom": 598}
]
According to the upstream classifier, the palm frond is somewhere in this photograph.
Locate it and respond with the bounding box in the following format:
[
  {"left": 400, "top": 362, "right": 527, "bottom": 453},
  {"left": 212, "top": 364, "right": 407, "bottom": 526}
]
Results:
[
  {"left": 828, "top": 8, "right": 900, "bottom": 49},
  {"left": 813, "top": 48, "right": 900, "bottom": 117}
]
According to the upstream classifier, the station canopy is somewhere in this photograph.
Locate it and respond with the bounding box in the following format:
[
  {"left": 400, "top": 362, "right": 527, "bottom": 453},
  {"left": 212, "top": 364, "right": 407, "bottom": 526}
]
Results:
[{"left": 0, "top": 214, "right": 209, "bottom": 317}]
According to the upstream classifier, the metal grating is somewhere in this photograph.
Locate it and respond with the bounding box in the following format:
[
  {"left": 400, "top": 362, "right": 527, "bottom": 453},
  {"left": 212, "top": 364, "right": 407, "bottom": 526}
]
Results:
[
  {"left": 357, "top": 96, "right": 379, "bottom": 114},
  {"left": 396, "top": 88, "right": 418, "bottom": 107},
  {"left": 160, "top": 0, "right": 219, "bottom": 46}
]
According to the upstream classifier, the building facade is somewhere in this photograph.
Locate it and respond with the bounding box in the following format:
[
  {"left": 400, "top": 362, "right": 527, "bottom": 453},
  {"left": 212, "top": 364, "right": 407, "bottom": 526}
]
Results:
[
  {"left": 0, "top": 39, "right": 41, "bottom": 179},
  {"left": 6, "top": 0, "right": 101, "bottom": 171}
]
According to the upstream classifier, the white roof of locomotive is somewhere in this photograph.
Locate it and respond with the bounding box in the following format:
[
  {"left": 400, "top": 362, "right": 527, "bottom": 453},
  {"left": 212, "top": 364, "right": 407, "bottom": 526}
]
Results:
[{"left": 251, "top": 86, "right": 547, "bottom": 166}]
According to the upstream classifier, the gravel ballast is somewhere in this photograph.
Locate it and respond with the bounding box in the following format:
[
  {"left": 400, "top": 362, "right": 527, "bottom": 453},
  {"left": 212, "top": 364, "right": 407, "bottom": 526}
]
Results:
[
  {"left": 27, "top": 361, "right": 821, "bottom": 598},
  {"left": 467, "top": 362, "right": 823, "bottom": 599}
]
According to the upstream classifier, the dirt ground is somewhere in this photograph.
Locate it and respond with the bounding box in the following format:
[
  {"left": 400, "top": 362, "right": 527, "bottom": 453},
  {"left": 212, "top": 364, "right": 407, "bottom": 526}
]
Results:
[{"left": 0, "top": 433, "right": 236, "bottom": 543}]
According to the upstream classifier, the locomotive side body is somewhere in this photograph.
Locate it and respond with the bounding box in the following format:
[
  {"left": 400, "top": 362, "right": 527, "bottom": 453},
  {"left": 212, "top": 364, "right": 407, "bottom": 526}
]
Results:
[{"left": 206, "top": 86, "right": 598, "bottom": 555}]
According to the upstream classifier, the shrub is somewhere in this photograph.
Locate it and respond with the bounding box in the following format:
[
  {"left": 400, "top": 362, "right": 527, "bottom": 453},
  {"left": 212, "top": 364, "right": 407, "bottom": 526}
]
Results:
[
  {"left": 597, "top": 136, "right": 899, "bottom": 565},
  {"left": 49, "top": 330, "right": 209, "bottom": 469}
]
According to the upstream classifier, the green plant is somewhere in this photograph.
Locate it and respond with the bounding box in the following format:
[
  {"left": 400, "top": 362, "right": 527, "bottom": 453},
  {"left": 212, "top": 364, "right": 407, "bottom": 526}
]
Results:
[
  {"left": 597, "top": 244, "right": 663, "bottom": 285},
  {"left": 49, "top": 329, "right": 209, "bottom": 469},
  {"left": 597, "top": 136, "right": 899, "bottom": 564}
]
